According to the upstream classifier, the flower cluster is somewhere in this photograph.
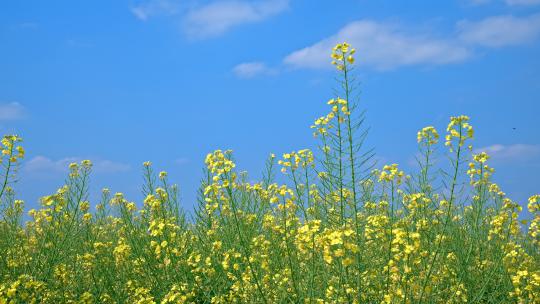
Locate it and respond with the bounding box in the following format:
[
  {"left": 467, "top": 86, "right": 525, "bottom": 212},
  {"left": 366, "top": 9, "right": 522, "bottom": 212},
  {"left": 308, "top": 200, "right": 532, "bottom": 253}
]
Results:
[
  {"left": 376, "top": 163, "right": 406, "bottom": 184},
  {"left": 467, "top": 152, "right": 495, "bottom": 186},
  {"left": 1, "top": 135, "right": 24, "bottom": 163},
  {"left": 278, "top": 149, "right": 314, "bottom": 174},
  {"left": 417, "top": 126, "right": 439, "bottom": 146},
  {"left": 445, "top": 115, "right": 474, "bottom": 151},
  {"left": 331, "top": 42, "right": 356, "bottom": 71}
]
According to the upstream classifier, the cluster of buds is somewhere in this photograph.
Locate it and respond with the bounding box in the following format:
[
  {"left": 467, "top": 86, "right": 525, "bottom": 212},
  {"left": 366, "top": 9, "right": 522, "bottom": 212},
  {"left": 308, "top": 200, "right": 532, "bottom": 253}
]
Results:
[
  {"left": 375, "top": 164, "right": 406, "bottom": 185},
  {"left": 331, "top": 42, "right": 356, "bottom": 71},
  {"left": 417, "top": 126, "right": 439, "bottom": 146},
  {"left": 467, "top": 152, "right": 495, "bottom": 186},
  {"left": 1, "top": 135, "right": 24, "bottom": 163},
  {"left": 445, "top": 115, "right": 474, "bottom": 152},
  {"left": 278, "top": 149, "right": 314, "bottom": 174},
  {"left": 328, "top": 97, "right": 350, "bottom": 116}
]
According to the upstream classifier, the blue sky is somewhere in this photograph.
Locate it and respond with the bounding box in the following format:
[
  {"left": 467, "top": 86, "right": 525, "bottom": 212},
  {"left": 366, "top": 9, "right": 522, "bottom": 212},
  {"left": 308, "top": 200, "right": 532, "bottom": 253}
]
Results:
[{"left": 1, "top": 0, "right": 539, "bottom": 212}]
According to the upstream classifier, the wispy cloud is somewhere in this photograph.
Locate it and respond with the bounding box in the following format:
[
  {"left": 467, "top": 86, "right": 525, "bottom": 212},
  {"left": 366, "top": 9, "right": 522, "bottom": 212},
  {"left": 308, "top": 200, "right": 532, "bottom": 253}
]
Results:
[
  {"left": 474, "top": 144, "right": 540, "bottom": 163},
  {"left": 458, "top": 14, "right": 540, "bottom": 47},
  {"left": 471, "top": 0, "right": 540, "bottom": 5},
  {"left": 184, "top": 0, "right": 289, "bottom": 38},
  {"left": 233, "top": 62, "right": 277, "bottom": 78},
  {"left": 0, "top": 102, "right": 26, "bottom": 122},
  {"left": 280, "top": 13, "right": 540, "bottom": 71},
  {"left": 23, "top": 156, "right": 131, "bottom": 175},
  {"left": 16, "top": 22, "right": 39, "bottom": 29},
  {"left": 174, "top": 157, "right": 190, "bottom": 165},
  {"left": 92, "top": 160, "right": 132, "bottom": 173},
  {"left": 283, "top": 20, "right": 470, "bottom": 71},
  {"left": 131, "top": 0, "right": 289, "bottom": 38},
  {"left": 506, "top": 0, "right": 540, "bottom": 5},
  {"left": 66, "top": 39, "right": 95, "bottom": 48},
  {"left": 131, "top": 0, "right": 181, "bottom": 21},
  {"left": 469, "top": 0, "right": 492, "bottom": 5}
]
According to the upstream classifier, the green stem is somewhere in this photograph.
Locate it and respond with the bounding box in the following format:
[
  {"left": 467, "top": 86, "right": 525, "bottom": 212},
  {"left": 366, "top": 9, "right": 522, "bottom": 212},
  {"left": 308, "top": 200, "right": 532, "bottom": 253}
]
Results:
[{"left": 418, "top": 125, "right": 463, "bottom": 303}]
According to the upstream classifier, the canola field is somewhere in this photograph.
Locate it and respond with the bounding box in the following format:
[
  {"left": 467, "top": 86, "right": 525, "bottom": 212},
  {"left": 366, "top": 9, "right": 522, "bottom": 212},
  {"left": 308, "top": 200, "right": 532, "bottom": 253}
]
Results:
[{"left": 0, "top": 43, "right": 538, "bottom": 303}]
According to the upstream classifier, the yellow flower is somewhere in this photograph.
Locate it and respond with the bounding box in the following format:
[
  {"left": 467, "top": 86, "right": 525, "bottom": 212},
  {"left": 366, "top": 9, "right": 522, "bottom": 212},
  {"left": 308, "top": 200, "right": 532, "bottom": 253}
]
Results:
[
  {"left": 445, "top": 115, "right": 473, "bottom": 151},
  {"left": 83, "top": 213, "right": 92, "bottom": 221},
  {"left": 417, "top": 126, "right": 439, "bottom": 145},
  {"left": 80, "top": 201, "right": 90, "bottom": 212},
  {"left": 16, "top": 146, "right": 25, "bottom": 158},
  {"left": 331, "top": 42, "right": 356, "bottom": 70}
]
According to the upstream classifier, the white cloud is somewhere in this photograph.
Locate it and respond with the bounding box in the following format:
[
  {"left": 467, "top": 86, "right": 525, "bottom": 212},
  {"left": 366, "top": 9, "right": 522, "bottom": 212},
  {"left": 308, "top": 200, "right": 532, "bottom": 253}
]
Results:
[
  {"left": 505, "top": 0, "right": 540, "bottom": 5},
  {"left": 131, "top": 0, "right": 289, "bottom": 38},
  {"left": 174, "top": 157, "right": 190, "bottom": 165},
  {"left": 458, "top": 14, "right": 540, "bottom": 47},
  {"left": 233, "top": 62, "right": 276, "bottom": 78},
  {"left": 474, "top": 144, "right": 540, "bottom": 163},
  {"left": 470, "top": 0, "right": 492, "bottom": 5},
  {"left": 24, "top": 156, "right": 131, "bottom": 175},
  {"left": 469, "top": 0, "right": 540, "bottom": 5},
  {"left": 283, "top": 20, "right": 471, "bottom": 71},
  {"left": 92, "top": 160, "right": 132, "bottom": 173},
  {"left": 280, "top": 14, "right": 540, "bottom": 72},
  {"left": 131, "top": 0, "right": 180, "bottom": 21},
  {"left": 0, "top": 102, "right": 25, "bottom": 121},
  {"left": 24, "top": 156, "right": 78, "bottom": 173},
  {"left": 17, "top": 22, "right": 39, "bottom": 29},
  {"left": 184, "top": 0, "right": 289, "bottom": 38}
]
